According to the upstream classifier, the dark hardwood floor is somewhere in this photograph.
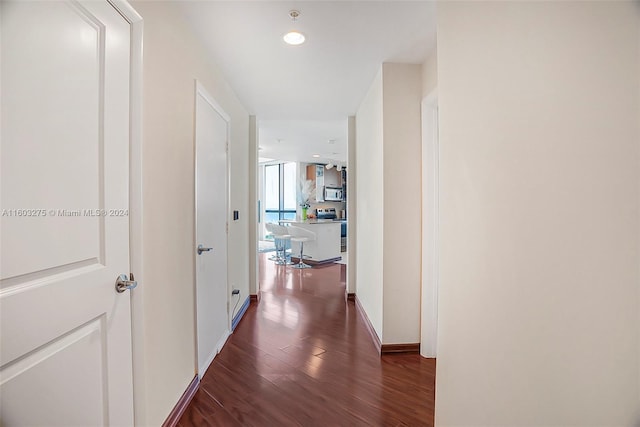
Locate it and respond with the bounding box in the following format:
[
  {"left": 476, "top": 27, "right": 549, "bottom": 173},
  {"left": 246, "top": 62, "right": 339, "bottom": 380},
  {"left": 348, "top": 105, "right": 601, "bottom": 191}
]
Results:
[{"left": 177, "top": 253, "right": 436, "bottom": 426}]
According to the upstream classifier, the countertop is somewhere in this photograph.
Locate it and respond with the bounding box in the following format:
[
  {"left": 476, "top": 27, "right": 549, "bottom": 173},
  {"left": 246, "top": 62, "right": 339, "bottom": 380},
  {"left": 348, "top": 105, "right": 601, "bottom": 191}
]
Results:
[{"left": 279, "top": 219, "right": 341, "bottom": 225}]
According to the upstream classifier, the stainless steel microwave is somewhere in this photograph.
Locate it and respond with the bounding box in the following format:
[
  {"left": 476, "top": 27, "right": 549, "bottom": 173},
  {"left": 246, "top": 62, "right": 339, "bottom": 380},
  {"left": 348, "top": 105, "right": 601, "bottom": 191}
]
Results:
[{"left": 324, "top": 187, "right": 343, "bottom": 201}]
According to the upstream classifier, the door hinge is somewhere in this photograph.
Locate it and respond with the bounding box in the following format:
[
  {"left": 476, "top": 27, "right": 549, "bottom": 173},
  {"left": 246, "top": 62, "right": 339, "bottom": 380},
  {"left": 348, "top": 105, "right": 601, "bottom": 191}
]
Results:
[
  {"left": 226, "top": 141, "right": 229, "bottom": 154},
  {"left": 226, "top": 222, "right": 229, "bottom": 233}
]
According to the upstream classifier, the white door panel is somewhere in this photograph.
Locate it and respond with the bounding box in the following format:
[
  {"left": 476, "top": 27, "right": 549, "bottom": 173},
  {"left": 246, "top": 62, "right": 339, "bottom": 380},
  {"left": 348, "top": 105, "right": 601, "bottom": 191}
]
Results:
[
  {"left": 1, "top": 0, "right": 105, "bottom": 280},
  {"left": 2, "top": 319, "right": 108, "bottom": 426},
  {"left": 195, "top": 83, "right": 229, "bottom": 377},
  {"left": 1, "top": 1, "right": 134, "bottom": 425}
]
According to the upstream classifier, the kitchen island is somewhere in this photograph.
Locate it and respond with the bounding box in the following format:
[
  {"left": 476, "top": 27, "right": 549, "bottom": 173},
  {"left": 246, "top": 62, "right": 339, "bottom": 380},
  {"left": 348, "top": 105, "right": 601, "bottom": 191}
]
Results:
[{"left": 279, "top": 219, "right": 341, "bottom": 264}]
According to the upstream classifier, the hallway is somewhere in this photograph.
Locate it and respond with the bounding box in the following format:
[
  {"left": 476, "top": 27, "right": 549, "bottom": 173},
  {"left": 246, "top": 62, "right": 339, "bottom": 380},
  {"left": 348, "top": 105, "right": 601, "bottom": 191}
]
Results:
[{"left": 178, "top": 254, "right": 436, "bottom": 426}]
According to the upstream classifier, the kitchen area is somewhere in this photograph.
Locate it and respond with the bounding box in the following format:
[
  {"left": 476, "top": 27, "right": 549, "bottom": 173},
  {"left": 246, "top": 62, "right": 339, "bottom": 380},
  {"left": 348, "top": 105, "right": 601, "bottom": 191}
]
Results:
[
  {"left": 256, "top": 119, "right": 350, "bottom": 267},
  {"left": 258, "top": 160, "right": 348, "bottom": 265},
  {"left": 304, "top": 162, "right": 347, "bottom": 248}
]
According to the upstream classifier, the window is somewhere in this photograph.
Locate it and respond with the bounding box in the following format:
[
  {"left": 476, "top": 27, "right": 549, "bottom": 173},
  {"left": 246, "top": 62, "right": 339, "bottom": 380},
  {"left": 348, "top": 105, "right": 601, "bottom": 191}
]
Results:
[{"left": 264, "top": 162, "right": 297, "bottom": 224}]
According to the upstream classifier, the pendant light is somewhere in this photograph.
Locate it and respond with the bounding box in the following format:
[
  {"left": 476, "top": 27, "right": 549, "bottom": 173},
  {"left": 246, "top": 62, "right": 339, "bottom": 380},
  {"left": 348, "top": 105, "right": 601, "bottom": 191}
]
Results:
[{"left": 283, "top": 10, "right": 305, "bottom": 45}]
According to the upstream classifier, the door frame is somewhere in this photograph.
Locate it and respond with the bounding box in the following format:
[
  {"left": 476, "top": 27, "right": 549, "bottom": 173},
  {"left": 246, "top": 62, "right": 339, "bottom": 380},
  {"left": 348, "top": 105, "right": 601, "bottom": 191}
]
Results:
[
  {"left": 193, "top": 80, "right": 231, "bottom": 377},
  {"left": 106, "top": 0, "right": 146, "bottom": 424},
  {"left": 420, "top": 89, "right": 439, "bottom": 358}
]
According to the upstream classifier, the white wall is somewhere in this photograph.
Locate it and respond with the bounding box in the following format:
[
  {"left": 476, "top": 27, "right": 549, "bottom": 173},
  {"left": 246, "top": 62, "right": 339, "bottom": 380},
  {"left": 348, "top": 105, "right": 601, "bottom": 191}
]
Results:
[
  {"left": 249, "top": 116, "right": 258, "bottom": 295},
  {"left": 347, "top": 116, "right": 357, "bottom": 294},
  {"left": 355, "top": 64, "right": 423, "bottom": 345},
  {"left": 638, "top": 12, "right": 640, "bottom": 408},
  {"left": 382, "top": 63, "right": 423, "bottom": 344},
  {"left": 258, "top": 164, "right": 266, "bottom": 241},
  {"left": 130, "top": 2, "right": 250, "bottom": 425},
  {"left": 422, "top": 50, "right": 438, "bottom": 97},
  {"left": 421, "top": 41, "right": 439, "bottom": 358},
  {"left": 355, "top": 68, "right": 385, "bottom": 338},
  {"left": 436, "top": 2, "right": 640, "bottom": 425}
]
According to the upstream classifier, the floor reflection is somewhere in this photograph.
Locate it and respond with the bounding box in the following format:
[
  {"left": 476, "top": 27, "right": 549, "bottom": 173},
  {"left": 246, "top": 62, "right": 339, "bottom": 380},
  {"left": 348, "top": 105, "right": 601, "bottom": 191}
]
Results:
[{"left": 178, "top": 253, "right": 436, "bottom": 426}]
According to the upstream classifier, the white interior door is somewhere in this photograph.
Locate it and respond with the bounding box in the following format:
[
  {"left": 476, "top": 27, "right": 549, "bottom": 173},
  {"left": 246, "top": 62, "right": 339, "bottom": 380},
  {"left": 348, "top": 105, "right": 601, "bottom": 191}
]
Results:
[
  {"left": 195, "top": 82, "right": 230, "bottom": 378},
  {"left": 0, "top": 1, "right": 135, "bottom": 425}
]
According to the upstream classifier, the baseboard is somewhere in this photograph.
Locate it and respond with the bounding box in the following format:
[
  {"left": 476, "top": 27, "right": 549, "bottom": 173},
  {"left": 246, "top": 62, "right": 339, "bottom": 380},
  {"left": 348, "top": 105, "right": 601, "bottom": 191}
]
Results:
[
  {"left": 354, "top": 295, "right": 381, "bottom": 354},
  {"left": 161, "top": 375, "right": 199, "bottom": 427},
  {"left": 250, "top": 293, "right": 260, "bottom": 302},
  {"left": 381, "top": 343, "right": 420, "bottom": 354},
  {"left": 232, "top": 296, "right": 250, "bottom": 331},
  {"left": 346, "top": 293, "right": 355, "bottom": 301}
]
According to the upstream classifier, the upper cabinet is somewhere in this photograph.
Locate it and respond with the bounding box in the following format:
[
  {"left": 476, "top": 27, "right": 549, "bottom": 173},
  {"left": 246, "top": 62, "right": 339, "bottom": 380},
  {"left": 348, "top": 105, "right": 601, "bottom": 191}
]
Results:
[
  {"left": 324, "top": 167, "right": 341, "bottom": 188},
  {"left": 306, "top": 164, "right": 324, "bottom": 202},
  {"left": 306, "top": 164, "right": 346, "bottom": 202}
]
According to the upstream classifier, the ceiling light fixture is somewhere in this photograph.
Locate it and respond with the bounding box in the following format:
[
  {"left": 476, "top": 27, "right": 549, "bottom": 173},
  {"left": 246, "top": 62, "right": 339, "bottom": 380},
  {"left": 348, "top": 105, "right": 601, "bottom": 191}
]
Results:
[
  {"left": 312, "top": 154, "right": 320, "bottom": 158},
  {"left": 283, "top": 10, "right": 305, "bottom": 46},
  {"left": 325, "top": 163, "right": 334, "bottom": 170},
  {"left": 284, "top": 31, "right": 305, "bottom": 45}
]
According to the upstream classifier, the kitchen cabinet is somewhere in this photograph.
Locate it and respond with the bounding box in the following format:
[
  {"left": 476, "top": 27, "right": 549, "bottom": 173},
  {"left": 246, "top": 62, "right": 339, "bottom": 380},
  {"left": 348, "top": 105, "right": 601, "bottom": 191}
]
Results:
[
  {"left": 305, "top": 164, "right": 317, "bottom": 181},
  {"left": 324, "top": 167, "right": 341, "bottom": 188},
  {"left": 306, "top": 164, "right": 345, "bottom": 202},
  {"left": 306, "top": 164, "right": 324, "bottom": 202},
  {"left": 283, "top": 220, "right": 341, "bottom": 264}
]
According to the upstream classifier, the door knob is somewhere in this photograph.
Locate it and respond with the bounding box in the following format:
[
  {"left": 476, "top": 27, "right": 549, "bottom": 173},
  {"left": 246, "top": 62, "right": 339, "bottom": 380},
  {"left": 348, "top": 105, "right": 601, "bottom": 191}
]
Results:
[
  {"left": 116, "top": 273, "right": 138, "bottom": 293},
  {"left": 197, "top": 244, "right": 213, "bottom": 255}
]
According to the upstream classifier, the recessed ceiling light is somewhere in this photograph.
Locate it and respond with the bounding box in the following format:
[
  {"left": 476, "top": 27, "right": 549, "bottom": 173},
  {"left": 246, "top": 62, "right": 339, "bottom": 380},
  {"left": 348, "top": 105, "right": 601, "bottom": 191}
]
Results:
[
  {"left": 283, "top": 31, "right": 305, "bottom": 46},
  {"left": 312, "top": 154, "right": 320, "bottom": 158},
  {"left": 328, "top": 139, "right": 336, "bottom": 144}
]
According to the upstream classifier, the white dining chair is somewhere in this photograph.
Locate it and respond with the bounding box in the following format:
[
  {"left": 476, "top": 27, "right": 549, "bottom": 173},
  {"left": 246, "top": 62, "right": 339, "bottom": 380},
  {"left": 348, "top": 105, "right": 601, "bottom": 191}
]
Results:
[
  {"left": 272, "top": 224, "right": 292, "bottom": 265},
  {"left": 265, "top": 223, "right": 291, "bottom": 265},
  {"left": 286, "top": 226, "right": 316, "bottom": 269}
]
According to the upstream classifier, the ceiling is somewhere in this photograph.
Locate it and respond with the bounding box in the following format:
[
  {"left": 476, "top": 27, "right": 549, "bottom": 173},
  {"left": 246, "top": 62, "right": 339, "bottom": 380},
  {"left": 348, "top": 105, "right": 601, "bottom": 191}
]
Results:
[
  {"left": 258, "top": 119, "right": 347, "bottom": 165},
  {"left": 177, "top": 1, "right": 437, "bottom": 164}
]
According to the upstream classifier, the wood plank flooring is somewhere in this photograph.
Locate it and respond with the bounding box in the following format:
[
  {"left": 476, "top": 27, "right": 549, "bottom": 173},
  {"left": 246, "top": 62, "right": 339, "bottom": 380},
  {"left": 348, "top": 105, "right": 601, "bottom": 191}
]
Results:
[{"left": 178, "top": 254, "right": 436, "bottom": 426}]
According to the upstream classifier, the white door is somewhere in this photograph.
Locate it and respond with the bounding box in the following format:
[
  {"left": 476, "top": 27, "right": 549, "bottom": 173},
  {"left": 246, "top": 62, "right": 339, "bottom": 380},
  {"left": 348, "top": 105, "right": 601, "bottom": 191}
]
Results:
[
  {"left": 0, "top": 1, "right": 135, "bottom": 425},
  {"left": 195, "top": 82, "right": 230, "bottom": 378}
]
